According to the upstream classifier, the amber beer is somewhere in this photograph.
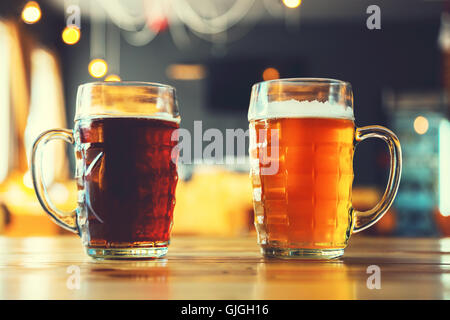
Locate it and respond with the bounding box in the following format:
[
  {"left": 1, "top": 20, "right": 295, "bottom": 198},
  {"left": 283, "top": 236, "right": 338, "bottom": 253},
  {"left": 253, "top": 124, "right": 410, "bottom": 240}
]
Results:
[
  {"left": 250, "top": 117, "right": 354, "bottom": 251},
  {"left": 249, "top": 78, "right": 402, "bottom": 259}
]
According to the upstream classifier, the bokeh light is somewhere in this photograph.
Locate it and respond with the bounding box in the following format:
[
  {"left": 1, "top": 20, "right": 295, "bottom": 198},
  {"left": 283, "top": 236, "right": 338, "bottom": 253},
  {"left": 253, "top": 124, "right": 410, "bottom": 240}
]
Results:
[
  {"left": 262, "top": 67, "right": 280, "bottom": 81},
  {"left": 282, "top": 0, "right": 302, "bottom": 9},
  {"left": 88, "top": 59, "right": 108, "bottom": 78},
  {"left": 104, "top": 74, "right": 121, "bottom": 82},
  {"left": 166, "top": 64, "right": 207, "bottom": 80},
  {"left": 62, "top": 26, "right": 80, "bottom": 45},
  {"left": 22, "top": 1, "right": 41, "bottom": 24},
  {"left": 413, "top": 116, "right": 429, "bottom": 135}
]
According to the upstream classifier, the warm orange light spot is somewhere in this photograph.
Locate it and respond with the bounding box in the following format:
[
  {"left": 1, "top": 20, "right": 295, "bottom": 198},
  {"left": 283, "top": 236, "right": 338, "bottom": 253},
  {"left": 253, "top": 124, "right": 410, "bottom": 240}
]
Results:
[
  {"left": 88, "top": 59, "right": 108, "bottom": 78},
  {"left": 414, "top": 116, "right": 429, "bottom": 135},
  {"left": 22, "top": 1, "right": 41, "bottom": 24},
  {"left": 166, "top": 64, "right": 207, "bottom": 80},
  {"left": 262, "top": 67, "right": 280, "bottom": 81},
  {"left": 104, "top": 74, "right": 121, "bottom": 82},
  {"left": 62, "top": 26, "right": 80, "bottom": 45},
  {"left": 282, "top": 0, "right": 302, "bottom": 9}
]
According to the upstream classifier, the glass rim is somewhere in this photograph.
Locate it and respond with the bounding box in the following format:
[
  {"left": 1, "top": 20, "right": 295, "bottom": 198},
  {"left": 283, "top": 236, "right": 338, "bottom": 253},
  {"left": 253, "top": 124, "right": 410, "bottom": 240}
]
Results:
[
  {"left": 75, "top": 81, "right": 179, "bottom": 122},
  {"left": 77, "top": 81, "right": 176, "bottom": 92},
  {"left": 252, "top": 77, "right": 351, "bottom": 88}
]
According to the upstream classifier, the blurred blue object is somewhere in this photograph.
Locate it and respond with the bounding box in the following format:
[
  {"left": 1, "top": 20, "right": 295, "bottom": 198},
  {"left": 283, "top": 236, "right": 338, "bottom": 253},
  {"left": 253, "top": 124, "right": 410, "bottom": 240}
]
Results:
[
  {"left": 385, "top": 91, "right": 447, "bottom": 236},
  {"left": 394, "top": 190, "right": 437, "bottom": 236}
]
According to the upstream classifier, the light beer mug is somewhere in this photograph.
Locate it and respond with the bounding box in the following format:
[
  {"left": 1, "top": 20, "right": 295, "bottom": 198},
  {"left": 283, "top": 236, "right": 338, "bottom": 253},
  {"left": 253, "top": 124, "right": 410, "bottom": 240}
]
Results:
[{"left": 248, "top": 78, "right": 402, "bottom": 259}]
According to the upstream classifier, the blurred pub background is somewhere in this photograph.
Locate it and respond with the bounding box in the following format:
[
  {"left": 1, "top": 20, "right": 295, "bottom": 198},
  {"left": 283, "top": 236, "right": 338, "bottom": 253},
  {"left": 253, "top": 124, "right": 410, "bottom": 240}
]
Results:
[{"left": 0, "top": 0, "right": 449, "bottom": 237}]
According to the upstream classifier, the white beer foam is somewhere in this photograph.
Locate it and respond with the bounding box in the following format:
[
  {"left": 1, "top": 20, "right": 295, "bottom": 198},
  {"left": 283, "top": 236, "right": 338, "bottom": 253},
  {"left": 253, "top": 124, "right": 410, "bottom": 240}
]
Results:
[{"left": 249, "top": 99, "right": 354, "bottom": 121}]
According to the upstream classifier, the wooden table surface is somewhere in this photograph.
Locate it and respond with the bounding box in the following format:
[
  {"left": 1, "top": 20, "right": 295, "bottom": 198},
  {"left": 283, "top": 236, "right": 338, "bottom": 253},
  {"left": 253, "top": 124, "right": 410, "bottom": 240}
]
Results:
[{"left": 1, "top": 235, "right": 449, "bottom": 300}]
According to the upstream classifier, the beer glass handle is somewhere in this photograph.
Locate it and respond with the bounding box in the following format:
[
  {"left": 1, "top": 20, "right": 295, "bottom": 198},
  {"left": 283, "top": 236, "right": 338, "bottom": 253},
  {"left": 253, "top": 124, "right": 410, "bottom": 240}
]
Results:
[
  {"left": 352, "top": 126, "right": 402, "bottom": 233},
  {"left": 31, "top": 129, "right": 79, "bottom": 234}
]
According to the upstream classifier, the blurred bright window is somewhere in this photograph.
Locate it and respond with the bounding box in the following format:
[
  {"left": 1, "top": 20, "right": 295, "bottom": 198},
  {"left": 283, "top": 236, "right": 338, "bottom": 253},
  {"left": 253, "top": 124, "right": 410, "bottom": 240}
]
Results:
[{"left": 0, "top": 21, "right": 11, "bottom": 184}]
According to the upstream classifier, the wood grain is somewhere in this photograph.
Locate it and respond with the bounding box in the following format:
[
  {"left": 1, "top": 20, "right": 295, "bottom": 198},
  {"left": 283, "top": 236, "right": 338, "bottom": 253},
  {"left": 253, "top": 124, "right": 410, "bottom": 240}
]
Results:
[{"left": 0, "top": 235, "right": 449, "bottom": 299}]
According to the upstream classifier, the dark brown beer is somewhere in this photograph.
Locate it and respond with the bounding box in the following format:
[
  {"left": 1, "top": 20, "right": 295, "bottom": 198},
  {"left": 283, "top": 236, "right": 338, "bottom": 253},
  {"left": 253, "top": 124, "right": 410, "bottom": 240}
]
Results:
[{"left": 74, "top": 117, "right": 179, "bottom": 249}]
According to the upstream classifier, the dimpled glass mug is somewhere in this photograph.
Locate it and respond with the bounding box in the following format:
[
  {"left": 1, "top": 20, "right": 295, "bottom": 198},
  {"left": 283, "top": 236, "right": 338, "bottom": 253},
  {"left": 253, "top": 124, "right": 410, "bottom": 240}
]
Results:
[
  {"left": 31, "top": 82, "right": 180, "bottom": 259},
  {"left": 248, "top": 78, "right": 402, "bottom": 259}
]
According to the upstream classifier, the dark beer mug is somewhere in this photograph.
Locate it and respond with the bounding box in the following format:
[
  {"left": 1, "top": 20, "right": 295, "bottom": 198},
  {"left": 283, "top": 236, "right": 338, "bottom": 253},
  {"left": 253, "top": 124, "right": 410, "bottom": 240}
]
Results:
[{"left": 31, "top": 82, "right": 180, "bottom": 259}]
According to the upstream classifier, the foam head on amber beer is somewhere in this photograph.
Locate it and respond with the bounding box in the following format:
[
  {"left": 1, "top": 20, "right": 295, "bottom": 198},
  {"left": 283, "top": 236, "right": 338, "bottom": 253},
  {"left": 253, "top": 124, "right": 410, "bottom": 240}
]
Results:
[{"left": 248, "top": 99, "right": 354, "bottom": 121}]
